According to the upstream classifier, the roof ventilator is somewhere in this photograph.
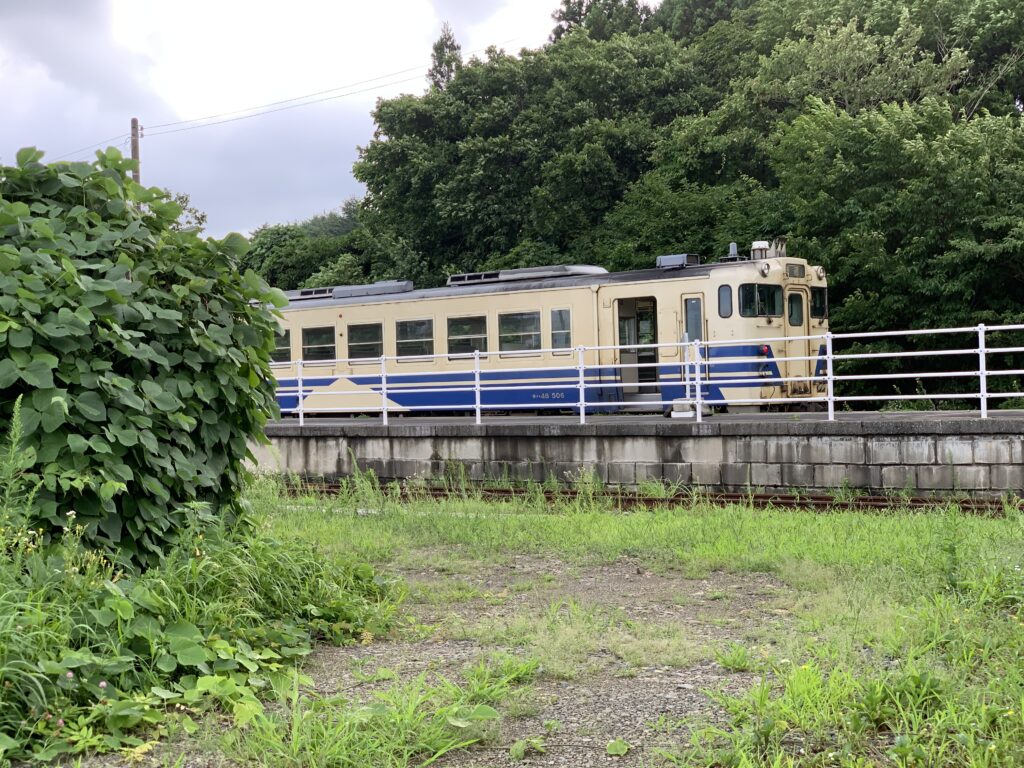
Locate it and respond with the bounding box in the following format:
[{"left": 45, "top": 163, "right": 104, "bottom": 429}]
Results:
[
  {"left": 284, "top": 280, "right": 415, "bottom": 303},
  {"left": 446, "top": 265, "right": 607, "bottom": 286},
  {"left": 656, "top": 253, "right": 701, "bottom": 269}
]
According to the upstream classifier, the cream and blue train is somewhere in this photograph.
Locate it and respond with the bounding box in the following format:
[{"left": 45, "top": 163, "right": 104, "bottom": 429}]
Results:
[{"left": 270, "top": 239, "right": 829, "bottom": 415}]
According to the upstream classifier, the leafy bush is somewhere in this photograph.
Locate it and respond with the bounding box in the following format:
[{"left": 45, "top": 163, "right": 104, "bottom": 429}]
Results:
[
  {"left": 0, "top": 147, "right": 284, "bottom": 563},
  {"left": 0, "top": 406, "right": 398, "bottom": 762}
]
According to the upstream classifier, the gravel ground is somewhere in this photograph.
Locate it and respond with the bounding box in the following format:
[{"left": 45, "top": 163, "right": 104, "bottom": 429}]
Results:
[
  {"left": 69, "top": 555, "right": 794, "bottom": 768},
  {"left": 305, "top": 554, "right": 796, "bottom": 767}
]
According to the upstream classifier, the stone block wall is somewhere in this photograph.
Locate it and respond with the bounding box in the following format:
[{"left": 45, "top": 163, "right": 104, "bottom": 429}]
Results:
[{"left": 253, "top": 416, "right": 1024, "bottom": 495}]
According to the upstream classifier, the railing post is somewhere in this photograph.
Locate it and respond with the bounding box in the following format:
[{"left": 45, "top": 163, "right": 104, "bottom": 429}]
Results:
[
  {"left": 473, "top": 350, "right": 482, "bottom": 426},
  {"left": 825, "top": 332, "right": 835, "bottom": 422},
  {"left": 693, "top": 341, "right": 703, "bottom": 424},
  {"left": 379, "top": 355, "right": 389, "bottom": 426},
  {"left": 978, "top": 324, "right": 988, "bottom": 419},
  {"left": 296, "top": 360, "right": 304, "bottom": 427},
  {"left": 577, "top": 346, "right": 587, "bottom": 425}
]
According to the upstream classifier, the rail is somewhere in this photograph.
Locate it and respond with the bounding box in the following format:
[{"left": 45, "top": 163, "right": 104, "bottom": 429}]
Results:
[{"left": 270, "top": 323, "right": 1024, "bottom": 424}]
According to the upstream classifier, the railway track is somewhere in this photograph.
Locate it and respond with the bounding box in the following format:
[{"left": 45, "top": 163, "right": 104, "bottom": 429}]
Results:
[{"left": 285, "top": 480, "right": 1020, "bottom": 516}]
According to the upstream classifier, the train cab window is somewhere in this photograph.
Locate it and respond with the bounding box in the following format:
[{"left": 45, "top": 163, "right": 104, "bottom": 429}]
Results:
[
  {"left": 447, "top": 316, "right": 487, "bottom": 356},
  {"left": 718, "top": 285, "right": 732, "bottom": 318},
  {"left": 499, "top": 311, "right": 541, "bottom": 353},
  {"left": 739, "top": 284, "right": 783, "bottom": 317},
  {"left": 788, "top": 293, "right": 804, "bottom": 326},
  {"left": 811, "top": 287, "right": 828, "bottom": 319},
  {"left": 347, "top": 323, "right": 383, "bottom": 360},
  {"left": 272, "top": 329, "right": 291, "bottom": 363},
  {"left": 551, "top": 309, "right": 571, "bottom": 352},
  {"left": 396, "top": 319, "right": 434, "bottom": 358},
  {"left": 301, "top": 326, "right": 336, "bottom": 362}
]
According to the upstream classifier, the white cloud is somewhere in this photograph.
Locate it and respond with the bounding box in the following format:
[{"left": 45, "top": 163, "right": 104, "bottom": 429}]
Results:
[
  {"left": 110, "top": 0, "right": 441, "bottom": 118},
  {"left": 463, "top": 0, "right": 556, "bottom": 56}
]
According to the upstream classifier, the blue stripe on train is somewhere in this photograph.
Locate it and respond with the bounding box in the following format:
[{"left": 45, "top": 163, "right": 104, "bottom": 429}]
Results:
[{"left": 274, "top": 343, "right": 794, "bottom": 411}]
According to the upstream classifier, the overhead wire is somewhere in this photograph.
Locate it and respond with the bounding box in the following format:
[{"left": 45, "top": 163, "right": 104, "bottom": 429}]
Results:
[
  {"left": 143, "top": 73, "right": 426, "bottom": 137},
  {"left": 144, "top": 65, "right": 430, "bottom": 131},
  {"left": 50, "top": 35, "right": 526, "bottom": 156},
  {"left": 52, "top": 133, "right": 131, "bottom": 161}
]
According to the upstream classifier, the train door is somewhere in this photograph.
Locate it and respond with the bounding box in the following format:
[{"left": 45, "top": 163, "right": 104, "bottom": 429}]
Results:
[
  {"left": 784, "top": 286, "right": 811, "bottom": 396},
  {"left": 681, "top": 292, "right": 706, "bottom": 398},
  {"left": 615, "top": 297, "right": 660, "bottom": 404}
]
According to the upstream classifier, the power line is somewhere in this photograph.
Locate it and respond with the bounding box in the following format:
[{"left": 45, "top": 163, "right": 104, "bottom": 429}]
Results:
[
  {"left": 52, "top": 133, "right": 131, "bottom": 161},
  {"left": 50, "top": 35, "right": 528, "bottom": 154},
  {"left": 144, "top": 66, "right": 430, "bottom": 130},
  {"left": 144, "top": 35, "right": 524, "bottom": 133},
  {"left": 144, "top": 74, "right": 426, "bottom": 137}
]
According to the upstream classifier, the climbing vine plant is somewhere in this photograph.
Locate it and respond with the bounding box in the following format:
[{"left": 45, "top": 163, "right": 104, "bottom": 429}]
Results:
[{"left": 0, "top": 147, "right": 284, "bottom": 564}]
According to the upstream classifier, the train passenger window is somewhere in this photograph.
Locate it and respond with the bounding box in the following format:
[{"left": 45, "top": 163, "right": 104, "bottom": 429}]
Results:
[
  {"left": 447, "top": 316, "right": 487, "bottom": 356},
  {"left": 718, "top": 285, "right": 732, "bottom": 318},
  {"left": 347, "top": 323, "right": 382, "bottom": 360},
  {"left": 739, "top": 284, "right": 783, "bottom": 317},
  {"left": 301, "top": 326, "right": 336, "bottom": 362},
  {"left": 498, "top": 312, "right": 541, "bottom": 353},
  {"left": 811, "top": 287, "right": 828, "bottom": 319},
  {"left": 272, "top": 329, "right": 291, "bottom": 363},
  {"left": 551, "top": 309, "right": 571, "bottom": 352},
  {"left": 788, "top": 293, "right": 804, "bottom": 326},
  {"left": 396, "top": 319, "right": 434, "bottom": 357}
]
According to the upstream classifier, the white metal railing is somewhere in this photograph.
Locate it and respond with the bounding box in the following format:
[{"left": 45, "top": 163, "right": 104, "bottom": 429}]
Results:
[{"left": 270, "top": 324, "right": 1024, "bottom": 424}]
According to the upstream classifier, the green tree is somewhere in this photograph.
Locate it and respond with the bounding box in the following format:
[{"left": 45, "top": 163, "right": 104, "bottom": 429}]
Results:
[
  {"left": 551, "top": 0, "right": 652, "bottom": 41},
  {"left": 0, "top": 147, "right": 283, "bottom": 564},
  {"left": 301, "top": 252, "right": 363, "bottom": 288},
  {"left": 773, "top": 98, "right": 1024, "bottom": 332},
  {"left": 428, "top": 22, "right": 462, "bottom": 90}
]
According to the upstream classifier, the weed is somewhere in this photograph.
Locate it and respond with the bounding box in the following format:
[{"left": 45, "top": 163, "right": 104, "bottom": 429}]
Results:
[
  {"left": 463, "top": 653, "right": 538, "bottom": 704},
  {"left": 715, "top": 642, "right": 756, "bottom": 672},
  {"left": 226, "top": 672, "right": 500, "bottom": 767},
  {"left": 509, "top": 735, "right": 547, "bottom": 760}
]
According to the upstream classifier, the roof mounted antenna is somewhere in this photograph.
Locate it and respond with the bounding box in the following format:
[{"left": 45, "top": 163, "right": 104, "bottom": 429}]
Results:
[{"left": 722, "top": 242, "right": 741, "bottom": 262}]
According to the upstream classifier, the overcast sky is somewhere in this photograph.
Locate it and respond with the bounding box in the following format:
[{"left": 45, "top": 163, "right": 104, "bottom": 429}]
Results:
[{"left": 0, "top": 0, "right": 559, "bottom": 236}]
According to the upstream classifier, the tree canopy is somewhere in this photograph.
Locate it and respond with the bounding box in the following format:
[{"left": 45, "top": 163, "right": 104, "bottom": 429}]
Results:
[{"left": 248, "top": 0, "right": 1023, "bottom": 340}]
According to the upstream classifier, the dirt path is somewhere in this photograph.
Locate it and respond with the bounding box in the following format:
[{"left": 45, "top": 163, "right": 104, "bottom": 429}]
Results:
[{"left": 307, "top": 554, "right": 796, "bottom": 767}]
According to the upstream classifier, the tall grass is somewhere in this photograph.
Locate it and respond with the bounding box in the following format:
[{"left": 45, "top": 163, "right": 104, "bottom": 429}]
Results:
[{"left": 0, "top": 408, "right": 399, "bottom": 761}]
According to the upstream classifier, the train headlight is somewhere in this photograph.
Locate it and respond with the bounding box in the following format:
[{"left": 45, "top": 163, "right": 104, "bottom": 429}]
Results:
[
  {"left": 815, "top": 266, "right": 825, "bottom": 280},
  {"left": 759, "top": 262, "right": 770, "bottom": 277}
]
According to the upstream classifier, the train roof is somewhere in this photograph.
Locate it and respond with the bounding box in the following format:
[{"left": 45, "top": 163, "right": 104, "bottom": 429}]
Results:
[{"left": 280, "top": 252, "right": 811, "bottom": 311}]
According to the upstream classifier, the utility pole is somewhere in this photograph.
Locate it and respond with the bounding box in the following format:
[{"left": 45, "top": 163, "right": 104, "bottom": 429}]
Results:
[{"left": 130, "top": 117, "right": 141, "bottom": 183}]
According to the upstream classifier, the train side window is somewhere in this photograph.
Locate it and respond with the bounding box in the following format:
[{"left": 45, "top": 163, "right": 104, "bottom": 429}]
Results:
[
  {"left": 272, "top": 329, "right": 291, "bottom": 363},
  {"left": 301, "top": 326, "right": 336, "bottom": 362},
  {"left": 739, "top": 284, "right": 783, "bottom": 317},
  {"left": 447, "top": 316, "right": 487, "bottom": 356},
  {"left": 551, "top": 309, "right": 571, "bottom": 353},
  {"left": 499, "top": 311, "right": 541, "bottom": 353},
  {"left": 718, "top": 285, "right": 732, "bottom": 318},
  {"left": 347, "top": 323, "right": 382, "bottom": 360},
  {"left": 396, "top": 319, "right": 434, "bottom": 358},
  {"left": 811, "top": 287, "right": 828, "bottom": 319},
  {"left": 788, "top": 293, "right": 804, "bottom": 326}
]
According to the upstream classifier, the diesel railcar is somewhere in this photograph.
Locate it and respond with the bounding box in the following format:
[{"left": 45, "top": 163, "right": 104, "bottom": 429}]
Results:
[{"left": 270, "top": 239, "right": 829, "bottom": 415}]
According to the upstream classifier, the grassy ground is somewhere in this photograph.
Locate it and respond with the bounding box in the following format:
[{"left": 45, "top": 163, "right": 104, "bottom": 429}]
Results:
[
  {"left": 56, "top": 477, "right": 1023, "bottom": 767},
  {"left": 245, "top": 477, "right": 1024, "bottom": 767}
]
